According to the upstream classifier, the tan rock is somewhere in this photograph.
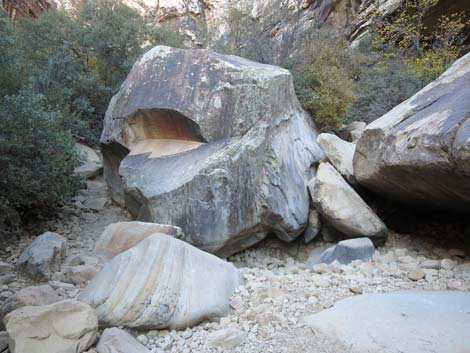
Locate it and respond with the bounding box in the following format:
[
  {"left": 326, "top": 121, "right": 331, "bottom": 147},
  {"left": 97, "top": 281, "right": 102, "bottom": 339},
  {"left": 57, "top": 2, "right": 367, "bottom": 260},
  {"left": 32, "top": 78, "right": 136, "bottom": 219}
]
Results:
[
  {"left": 5, "top": 300, "right": 98, "bottom": 353},
  {"left": 95, "top": 221, "right": 184, "bottom": 259}
]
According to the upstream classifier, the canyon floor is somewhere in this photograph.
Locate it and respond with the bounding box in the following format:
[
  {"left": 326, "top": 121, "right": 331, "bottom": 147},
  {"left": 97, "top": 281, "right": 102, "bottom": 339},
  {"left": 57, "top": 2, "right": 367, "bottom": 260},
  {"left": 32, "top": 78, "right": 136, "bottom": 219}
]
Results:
[{"left": 2, "top": 179, "right": 470, "bottom": 353}]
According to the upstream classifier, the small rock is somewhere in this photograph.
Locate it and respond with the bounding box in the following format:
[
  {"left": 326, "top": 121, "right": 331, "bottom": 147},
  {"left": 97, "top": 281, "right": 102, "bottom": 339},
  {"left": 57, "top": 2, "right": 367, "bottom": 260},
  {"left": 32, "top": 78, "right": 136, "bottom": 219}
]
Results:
[
  {"left": 441, "top": 259, "right": 456, "bottom": 270},
  {"left": 308, "top": 238, "right": 375, "bottom": 267},
  {"left": 98, "top": 328, "right": 150, "bottom": 353},
  {"left": 48, "top": 281, "right": 76, "bottom": 291},
  {"left": 349, "top": 287, "right": 363, "bottom": 294},
  {"left": 420, "top": 259, "right": 441, "bottom": 270},
  {"left": 207, "top": 327, "right": 247, "bottom": 349},
  {"left": 449, "top": 248, "right": 466, "bottom": 258},
  {"left": 84, "top": 197, "right": 107, "bottom": 212},
  {"left": 64, "top": 265, "right": 97, "bottom": 285},
  {"left": 136, "top": 334, "right": 149, "bottom": 346},
  {"left": 17, "top": 232, "right": 67, "bottom": 281},
  {"left": 1, "top": 285, "right": 61, "bottom": 323},
  {"left": 0, "top": 274, "right": 16, "bottom": 286},
  {"left": 408, "top": 270, "right": 425, "bottom": 281},
  {"left": 0, "top": 262, "right": 14, "bottom": 275}
]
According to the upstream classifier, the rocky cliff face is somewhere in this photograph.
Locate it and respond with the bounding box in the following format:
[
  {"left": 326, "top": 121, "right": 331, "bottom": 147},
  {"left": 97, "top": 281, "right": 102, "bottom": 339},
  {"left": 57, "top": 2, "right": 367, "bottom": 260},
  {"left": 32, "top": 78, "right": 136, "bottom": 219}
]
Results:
[{"left": 0, "top": 0, "right": 51, "bottom": 19}]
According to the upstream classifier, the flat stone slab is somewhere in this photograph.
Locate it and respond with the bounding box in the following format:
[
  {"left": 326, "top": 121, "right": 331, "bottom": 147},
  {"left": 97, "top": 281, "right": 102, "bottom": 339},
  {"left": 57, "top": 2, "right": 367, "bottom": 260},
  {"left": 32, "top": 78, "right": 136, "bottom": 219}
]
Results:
[{"left": 304, "top": 291, "right": 470, "bottom": 353}]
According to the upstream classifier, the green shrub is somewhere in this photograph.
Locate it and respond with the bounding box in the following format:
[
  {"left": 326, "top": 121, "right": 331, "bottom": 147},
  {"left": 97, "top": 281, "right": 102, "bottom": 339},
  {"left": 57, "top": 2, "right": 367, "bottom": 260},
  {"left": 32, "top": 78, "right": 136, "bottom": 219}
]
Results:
[
  {"left": 0, "top": 89, "right": 82, "bottom": 230},
  {"left": 346, "top": 58, "right": 427, "bottom": 123},
  {"left": 292, "top": 28, "right": 365, "bottom": 131}
]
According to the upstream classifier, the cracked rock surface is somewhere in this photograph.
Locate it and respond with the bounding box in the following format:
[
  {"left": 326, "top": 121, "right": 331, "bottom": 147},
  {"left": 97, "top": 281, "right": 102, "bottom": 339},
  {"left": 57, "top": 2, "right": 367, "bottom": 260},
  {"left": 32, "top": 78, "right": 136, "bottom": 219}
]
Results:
[{"left": 354, "top": 52, "right": 470, "bottom": 212}]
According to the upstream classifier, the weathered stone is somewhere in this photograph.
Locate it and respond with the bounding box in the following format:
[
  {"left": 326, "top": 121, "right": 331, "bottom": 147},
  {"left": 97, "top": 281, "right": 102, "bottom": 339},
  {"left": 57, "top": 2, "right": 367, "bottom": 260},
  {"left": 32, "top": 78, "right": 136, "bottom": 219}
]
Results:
[
  {"left": 4, "top": 300, "right": 98, "bottom": 353},
  {"left": 309, "top": 162, "right": 387, "bottom": 244},
  {"left": 303, "top": 210, "right": 321, "bottom": 243},
  {"left": 74, "top": 143, "right": 103, "bottom": 179},
  {"left": 337, "top": 121, "right": 366, "bottom": 142},
  {"left": 408, "top": 270, "right": 425, "bottom": 281},
  {"left": 0, "top": 331, "right": 8, "bottom": 352},
  {"left": 316, "top": 133, "right": 355, "bottom": 183},
  {"left": 0, "top": 262, "right": 14, "bottom": 275},
  {"left": 94, "top": 221, "right": 184, "bottom": 259},
  {"left": 64, "top": 265, "right": 97, "bottom": 285},
  {"left": 320, "top": 224, "right": 343, "bottom": 242},
  {"left": 354, "top": 53, "right": 470, "bottom": 213},
  {"left": 17, "top": 232, "right": 67, "bottom": 281},
  {"left": 97, "top": 327, "right": 150, "bottom": 353},
  {"left": 207, "top": 327, "right": 247, "bottom": 349},
  {"left": 307, "top": 238, "right": 374, "bottom": 268},
  {"left": 101, "top": 46, "right": 322, "bottom": 256},
  {"left": 80, "top": 234, "right": 243, "bottom": 329},
  {"left": 1, "top": 285, "right": 61, "bottom": 324},
  {"left": 304, "top": 291, "right": 470, "bottom": 353}
]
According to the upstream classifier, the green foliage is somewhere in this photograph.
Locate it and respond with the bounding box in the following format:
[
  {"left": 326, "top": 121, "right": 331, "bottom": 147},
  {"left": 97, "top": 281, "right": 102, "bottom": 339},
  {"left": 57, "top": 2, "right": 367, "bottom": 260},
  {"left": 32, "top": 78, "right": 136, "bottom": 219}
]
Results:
[
  {"left": 0, "top": 1, "right": 185, "bottom": 232},
  {"left": 0, "top": 89, "right": 81, "bottom": 230},
  {"left": 346, "top": 58, "right": 426, "bottom": 123},
  {"left": 292, "top": 28, "right": 365, "bottom": 131},
  {"left": 370, "top": 0, "right": 469, "bottom": 82}
]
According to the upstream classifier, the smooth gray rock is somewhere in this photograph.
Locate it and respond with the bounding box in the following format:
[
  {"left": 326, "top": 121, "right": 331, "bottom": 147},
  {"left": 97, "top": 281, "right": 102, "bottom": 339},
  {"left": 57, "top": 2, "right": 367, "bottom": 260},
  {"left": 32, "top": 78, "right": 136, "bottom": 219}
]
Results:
[
  {"left": 17, "top": 232, "right": 67, "bottom": 281},
  {"left": 354, "top": 52, "right": 470, "bottom": 213},
  {"left": 304, "top": 291, "right": 470, "bottom": 353},
  {"left": 207, "top": 327, "right": 247, "bottom": 349},
  {"left": 337, "top": 121, "right": 366, "bottom": 142},
  {"left": 101, "top": 46, "right": 322, "bottom": 256},
  {"left": 97, "top": 328, "right": 150, "bottom": 353},
  {"left": 307, "top": 238, "right": 374, "bottom": 268},
  {"left": 79, "top": 234, "right": 243, "bottom": 330},
  {"left": 309, "top": 162, "right": 387, "bottom": 244}
]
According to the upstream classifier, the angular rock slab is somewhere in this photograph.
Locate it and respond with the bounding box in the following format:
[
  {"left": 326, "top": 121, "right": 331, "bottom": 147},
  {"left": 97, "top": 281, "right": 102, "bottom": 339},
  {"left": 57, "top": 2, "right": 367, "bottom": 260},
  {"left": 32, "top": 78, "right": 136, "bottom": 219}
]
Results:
[
  {"left": 97, "top": 327, "right": 150, "bottom": 353},
  {"left": 101, "top": 45, "right": 322, "bottom": 256},
  {"left": 307, "top": 238, "right": 374, "bottom": 268},
  {"left": 309, "top": 162, "right": 387, "bottom": 244},
  {"left": 304, "top": 291, "right": 470, "bottom": 353},
  {"left": 317, "top": 133, "right": 355, "bottom": 183},
  {"left": 354, "top": 52, "right": 470, "bottom": 212},
  {"left": 79, "top": 234, "right": 243, "bottom": 330},
  {"left": 17, "top": 232, "right": 67, "bottom": 281},
  {"left": 94, "top": 221, "right": 184, "bottom": 259},
  {"left": 5, "top": 300, "right": 98, "bottom": 353}
]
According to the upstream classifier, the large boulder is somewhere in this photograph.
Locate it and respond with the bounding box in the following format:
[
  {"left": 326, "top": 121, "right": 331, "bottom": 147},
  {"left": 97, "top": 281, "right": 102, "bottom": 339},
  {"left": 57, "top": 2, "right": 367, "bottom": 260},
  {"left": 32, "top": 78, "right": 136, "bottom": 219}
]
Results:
[
  {"left": 101, "top": 46, "right": 322, "bottom": 256},
  {"left": 94, "top": 221, "right": 184, "bottom": 259},
  {"left": 17, "top": 232, "right": 67, "bottom": 281},
  {"left": 4, "top": 300, "right": 98, "bottom": 353},
  {"left": 309, "top": 162, "right": 387, "bottom": 244},
  {"left": 304, "top": 291, "right": 470, "bottom": 353},
  {"left": 354, "top": 53, "right": 470, "bottom": 212},
  {"left": 79, "top": 234, "right": 243, "bottom": 330}
]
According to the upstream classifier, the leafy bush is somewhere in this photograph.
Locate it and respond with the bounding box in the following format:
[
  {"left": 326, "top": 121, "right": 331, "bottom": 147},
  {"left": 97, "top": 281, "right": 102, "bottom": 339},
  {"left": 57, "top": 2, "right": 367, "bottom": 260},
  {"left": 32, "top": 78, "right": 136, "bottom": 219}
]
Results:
[
  {"left": 292, "top": 28, "right": 365, "bottom": 131},
  {"left": 0, "top": 89, "right": 81, "bottom": 230},
  {"left": 370, "top": 0, "right": 469, "bottom": 82},
  {"left": 346, "top": 58, "right": 426, "bottom": 123}
]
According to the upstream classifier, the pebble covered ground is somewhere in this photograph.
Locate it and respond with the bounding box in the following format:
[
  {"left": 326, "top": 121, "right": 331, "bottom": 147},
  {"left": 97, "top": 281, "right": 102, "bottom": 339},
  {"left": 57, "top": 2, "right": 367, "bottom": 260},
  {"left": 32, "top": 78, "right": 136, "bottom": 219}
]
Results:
[{"left": 1, "top": 179, "right": 469, "bottom": 353}]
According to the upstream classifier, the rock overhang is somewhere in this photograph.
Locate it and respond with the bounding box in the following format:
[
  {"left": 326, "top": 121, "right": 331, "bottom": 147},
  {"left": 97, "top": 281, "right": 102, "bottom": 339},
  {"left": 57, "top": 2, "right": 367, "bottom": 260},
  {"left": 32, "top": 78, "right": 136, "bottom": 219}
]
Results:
[{"left": 101, "top": 45, "right": 322, "bottom": 255}]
